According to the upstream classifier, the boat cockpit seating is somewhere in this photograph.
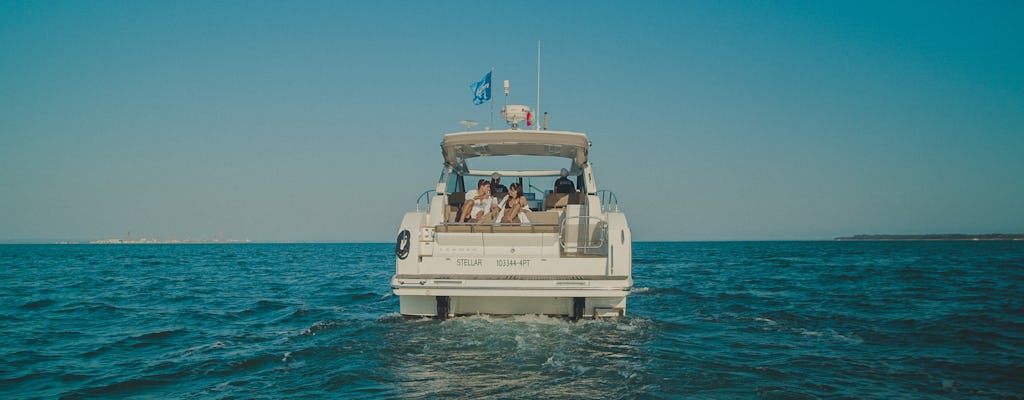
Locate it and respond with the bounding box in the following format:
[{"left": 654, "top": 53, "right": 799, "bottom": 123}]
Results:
[
  {"left": 447, "top": 192, "right": 466, "bottom": 222},
  {"left": 543, "top": 193, "right": 585, "bottom": 210}
]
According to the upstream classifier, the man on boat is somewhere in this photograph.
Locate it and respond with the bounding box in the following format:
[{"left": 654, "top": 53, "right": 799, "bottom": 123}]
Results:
[
  {"left": 490, "top": 172, "right": 508, "bottom": 197},
  {"left": 554, "top": 168, "right": 576, "bottom": 193},
  {"left": 460, "top": 179, "right": 500, "bottom": 223}
]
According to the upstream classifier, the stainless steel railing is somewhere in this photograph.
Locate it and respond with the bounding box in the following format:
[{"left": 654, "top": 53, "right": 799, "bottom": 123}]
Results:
[
  {"left": 415, "top": 190, "right": 434, "bottom": 211},
  {"left": 559, "top": 215, "right": 608, "bottom": 252},
  {"left": 596, "top": 190, "right": 620, "bottom": 212}
]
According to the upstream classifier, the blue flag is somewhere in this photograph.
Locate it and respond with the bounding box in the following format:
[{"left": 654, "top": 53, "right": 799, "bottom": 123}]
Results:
[{"left": 471, "top": 71, "right": 491, "bottom": 105}]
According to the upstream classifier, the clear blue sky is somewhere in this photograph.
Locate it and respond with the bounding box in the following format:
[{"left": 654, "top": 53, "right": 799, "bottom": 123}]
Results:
[{"left": 2, "top": 1, "right": 1022, "bottom": 242}]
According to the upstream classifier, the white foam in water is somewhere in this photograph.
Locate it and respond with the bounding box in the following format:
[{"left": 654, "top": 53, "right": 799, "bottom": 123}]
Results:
[
  {"left": 615, "top": 323, "right": 638, "bottom": 332},
  {"left": 509, "top": 314, "right": 565, "bottom": 325},
  {"left": 514, "top": 335, "right": 530, "bottom": 351},
  {"left": 542, "top": 356, "right": 563, "bottom": 368},
  {"left": 210, "top": 381, "right": 231, "bottom": 393},
  {"left": 299, "top": 320, "right": 336, "bottom": 336},
  {"left": 571, "top": 364, "right": 593, "bottom": 375},
  {"left": 376, "top": 312, "right": 405, "bottom": 323},
  {"left": 828, "top": 329, "right": 864, "bottom": 345}
]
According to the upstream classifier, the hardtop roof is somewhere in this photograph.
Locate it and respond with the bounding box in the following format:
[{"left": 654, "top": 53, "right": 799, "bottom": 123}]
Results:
[{"left": 441, "top": 130, "right": 590, "bottom": 167}]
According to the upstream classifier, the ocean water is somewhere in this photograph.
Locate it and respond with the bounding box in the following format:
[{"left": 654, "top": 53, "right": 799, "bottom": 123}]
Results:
[{"left": 1, "top": 242, "right": 1022, "bottom": 399}]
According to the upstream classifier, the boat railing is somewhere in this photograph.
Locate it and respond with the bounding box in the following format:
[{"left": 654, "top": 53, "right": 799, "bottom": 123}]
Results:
[
  {"left": 596, "top": 190, "right": 620, "bottom": 212},
  {"left": 415, "top": 189, "right": 434, "bottom": 211},
  {"left": 560, "top": 216, "right": 608, "bottom": 253}
]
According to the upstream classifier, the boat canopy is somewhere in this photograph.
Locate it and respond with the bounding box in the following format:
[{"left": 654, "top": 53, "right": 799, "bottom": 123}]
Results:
[{"left": 441, "top": 130, "right": 590, "bottom": 168}]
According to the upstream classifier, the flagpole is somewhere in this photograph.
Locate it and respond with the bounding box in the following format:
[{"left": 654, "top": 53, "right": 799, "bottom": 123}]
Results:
[{"left": 489, "top": 67, "right": 494, "bottom": 130}]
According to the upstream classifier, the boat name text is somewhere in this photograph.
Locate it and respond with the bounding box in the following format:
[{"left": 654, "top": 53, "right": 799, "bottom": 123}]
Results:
[
  {"left": 456, "top": 258, "right": 483, "bottom": 267},
  {"left": 497, "top": 259, "right": 531, "bottom": 268}
]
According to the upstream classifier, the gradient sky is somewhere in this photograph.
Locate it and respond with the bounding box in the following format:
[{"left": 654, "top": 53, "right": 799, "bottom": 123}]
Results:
[{"left": 2, "top": 1, "right": 1022, "bottom": 242}]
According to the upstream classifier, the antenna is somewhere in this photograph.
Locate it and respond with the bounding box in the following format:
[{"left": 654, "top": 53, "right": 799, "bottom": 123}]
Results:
[
  {"left": 458, "top": 120, "right": 479, "bottom": 131},
  {"left": 503, "top": 79, "right": 510, "bottom": 108},
  {"left": 536, "top": 40, "right": 541, "bottom": 131}
]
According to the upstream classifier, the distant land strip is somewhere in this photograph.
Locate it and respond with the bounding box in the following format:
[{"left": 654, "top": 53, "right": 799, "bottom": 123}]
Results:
[{"left": 835, "top": 234, "right": 1024, "bottom": 241}]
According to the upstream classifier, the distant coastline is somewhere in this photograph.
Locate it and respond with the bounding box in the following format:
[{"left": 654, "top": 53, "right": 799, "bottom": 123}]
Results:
[
  {"left": 835, "top": 234, "right": 1024, "bottom": 241},
  {"left": 85, "top": 233, "right": 249, "bottom": 244},
  {"left": 85, "top": 238, "right": 251, "bottom": 244},
  {"left": 6, "top": 235, "right": 254, "bottom": 245}
]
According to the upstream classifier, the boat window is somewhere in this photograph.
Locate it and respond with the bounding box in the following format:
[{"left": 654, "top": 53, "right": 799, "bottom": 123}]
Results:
[
  {"left": 445, "top": 172, "right": 462, "bottom": 193},
  {"left": 519, "top": 176, "right": 551, "bottom": 210},
  {"left": 516, "top": 175, "right": 573, "bottom": 209}
]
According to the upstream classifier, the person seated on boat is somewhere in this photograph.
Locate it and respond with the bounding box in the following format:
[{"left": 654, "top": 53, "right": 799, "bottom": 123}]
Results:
[
  {"left": 490, "top": 172, "right": 508, "bottom": 198},
  {"left": 460, "top": 179, "right": 499, "bottom": 223},
  {"left": 554, "top": 168, "right": 576, "bottom": 193},
  {"left": 500, "top": 182, "right": 531, "bottom": 224}
]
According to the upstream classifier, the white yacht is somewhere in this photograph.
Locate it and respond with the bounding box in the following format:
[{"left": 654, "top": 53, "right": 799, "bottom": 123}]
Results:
[{"left": 391, "top": 107, "right": 632, "bottom": 320}]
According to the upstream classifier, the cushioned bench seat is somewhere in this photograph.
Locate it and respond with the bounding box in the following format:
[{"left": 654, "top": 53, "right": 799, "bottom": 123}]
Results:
[
  {"left": 543, "top": 193, "right": 585, "bottom": 210},
  {"left": 435, "top": 211, "right": 562, "bottom": 233},
  {"left": 435, "top": 224, "right": 560, "bottom": 234}
]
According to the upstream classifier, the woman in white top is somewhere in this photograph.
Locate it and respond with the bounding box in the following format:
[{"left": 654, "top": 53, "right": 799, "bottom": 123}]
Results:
[{"left": 500, "top": 182, "right": 530, "bottom": 224}]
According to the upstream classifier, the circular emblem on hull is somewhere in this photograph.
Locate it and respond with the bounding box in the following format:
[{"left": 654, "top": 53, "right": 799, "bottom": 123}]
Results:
[{"left": 395, "top": 230, "right": 411, "bottom": 260}]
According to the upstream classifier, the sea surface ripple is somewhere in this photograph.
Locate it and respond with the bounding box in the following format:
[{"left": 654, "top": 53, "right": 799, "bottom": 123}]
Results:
[{"left": 1, "top": 242, "right": 1022, "bottom": 399}]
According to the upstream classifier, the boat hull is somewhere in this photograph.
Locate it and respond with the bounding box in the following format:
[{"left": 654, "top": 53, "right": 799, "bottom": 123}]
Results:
[
  {"left": 396, "top": 294, "right": 628, "bottom": 319},
  {"left": 391, "top": 275, "right": 631, "bottom": 319}
]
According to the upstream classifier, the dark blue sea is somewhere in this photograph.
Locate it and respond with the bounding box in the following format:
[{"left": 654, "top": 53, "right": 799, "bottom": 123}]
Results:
[{"left": 2, "top": 242, "right": 1022, "bottom": 399}]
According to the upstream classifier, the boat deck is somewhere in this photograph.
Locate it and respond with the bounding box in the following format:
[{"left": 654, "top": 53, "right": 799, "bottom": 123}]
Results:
[{"left": 434, "top": 224, "right": 560, "bottom": 233}]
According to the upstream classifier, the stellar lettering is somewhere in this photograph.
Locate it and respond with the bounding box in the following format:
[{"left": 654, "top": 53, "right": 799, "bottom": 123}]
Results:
[{"left": 456, "top": 258, "right": 482, "bottom": 267}]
